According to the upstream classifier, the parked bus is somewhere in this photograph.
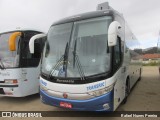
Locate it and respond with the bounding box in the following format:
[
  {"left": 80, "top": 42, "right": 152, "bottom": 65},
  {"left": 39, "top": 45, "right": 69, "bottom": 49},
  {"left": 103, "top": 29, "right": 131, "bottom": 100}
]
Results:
[
  {"left": 31, "top": 2, "right": 142, "bottom": 111},
  {"left": 0, "top": 29, "right": 45, "bottom": 97}
]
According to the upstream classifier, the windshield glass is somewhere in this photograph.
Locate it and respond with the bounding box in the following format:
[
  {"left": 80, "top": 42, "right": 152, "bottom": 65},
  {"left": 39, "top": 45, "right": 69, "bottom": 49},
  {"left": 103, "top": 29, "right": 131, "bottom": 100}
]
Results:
[
  {"left": 42, "top": 16, "right": 112, "bottom": 78},
  {"left": 42, "top": 23, "right": 73, "bottom": 73},
  {"left": 0, "top": 32, "right": 20, "bottom": 68}
]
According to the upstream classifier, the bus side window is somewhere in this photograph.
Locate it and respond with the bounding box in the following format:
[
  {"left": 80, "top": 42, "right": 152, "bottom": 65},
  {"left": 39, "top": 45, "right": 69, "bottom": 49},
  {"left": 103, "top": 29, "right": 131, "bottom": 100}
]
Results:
[
  {"left": 20, "top": 32, "right": 43, "bottom": 68},
  {"left": 33, "top": 37, "right": 46, "bottom": 59},
  {"left": 33, "top": 41, "right": 41, "bottom": 59},
  {"left": 113, "top": 37, "right": 122, "bottom": 70}
]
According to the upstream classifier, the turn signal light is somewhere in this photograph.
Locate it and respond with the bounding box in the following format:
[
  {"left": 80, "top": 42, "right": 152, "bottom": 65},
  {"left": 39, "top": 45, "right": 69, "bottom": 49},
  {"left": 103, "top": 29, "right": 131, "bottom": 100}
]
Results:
[
  {"left": 4, "top": 79, "right": 18, "bottom": 84},
  {"left": 13, "top": 80, "right": 18, "bottom": 84}
]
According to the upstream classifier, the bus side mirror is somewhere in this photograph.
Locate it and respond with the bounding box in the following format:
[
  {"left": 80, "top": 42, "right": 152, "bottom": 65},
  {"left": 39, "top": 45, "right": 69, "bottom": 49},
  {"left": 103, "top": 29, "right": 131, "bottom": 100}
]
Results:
[
  {"left": 8, "top": 32, "right": 22, "bottom": 51},
  {"left": 29, "top": 34, "right": 46, "bottom": 54},
  {"left": 108, "top": 21, "right": 121, "bottom": 47}
]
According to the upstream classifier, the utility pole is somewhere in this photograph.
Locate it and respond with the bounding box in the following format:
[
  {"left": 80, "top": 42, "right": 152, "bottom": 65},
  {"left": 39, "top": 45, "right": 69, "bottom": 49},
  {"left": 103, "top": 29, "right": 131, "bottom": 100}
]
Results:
[
  {"left": 157, "top": 30, "right": 160, "bottom": 53},
  {"left": 158, "top": 31, "right": 160, "bottom": 52}
]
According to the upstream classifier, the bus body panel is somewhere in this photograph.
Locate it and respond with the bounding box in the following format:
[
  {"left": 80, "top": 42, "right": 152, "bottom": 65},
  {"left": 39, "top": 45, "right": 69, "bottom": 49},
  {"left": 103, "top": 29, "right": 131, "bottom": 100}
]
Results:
[
  {"left": 40, "top": 65, "right": 141, "bottom": 111},
  {"left": 0, "top": 66, "right": 40, "bottom": 97},
  {"left": 113, "top": 67, "right": 126, "bottom": 110},
  {"left": 40, "top": 77, "right": 116, "bottom": 94}
]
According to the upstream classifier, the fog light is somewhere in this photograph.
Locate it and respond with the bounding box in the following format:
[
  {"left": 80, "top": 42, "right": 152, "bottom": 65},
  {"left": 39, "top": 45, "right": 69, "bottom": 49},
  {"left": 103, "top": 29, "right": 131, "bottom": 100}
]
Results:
[
  {"left": 13, "top": 80, "right": 18, "bottom": 84},
  {"left": 103, "top": 103, "right": 110, "bottom": 110}
]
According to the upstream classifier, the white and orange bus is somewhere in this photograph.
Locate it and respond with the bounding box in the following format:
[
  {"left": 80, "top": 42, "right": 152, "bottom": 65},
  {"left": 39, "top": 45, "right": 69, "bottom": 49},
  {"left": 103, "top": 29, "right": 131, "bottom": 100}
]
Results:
[{"left": 0, "top": 28, "right": 45, "bottom": 97}]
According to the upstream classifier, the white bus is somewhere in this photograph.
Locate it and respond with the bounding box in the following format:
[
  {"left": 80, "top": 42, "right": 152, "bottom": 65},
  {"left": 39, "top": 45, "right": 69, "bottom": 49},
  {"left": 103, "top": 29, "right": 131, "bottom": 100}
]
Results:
[
  {"left": 32, "top": 2, "right": 142, "bottom": 111},
  {"left": 0, "top": 29, "right": 45, "bottom": 97}
]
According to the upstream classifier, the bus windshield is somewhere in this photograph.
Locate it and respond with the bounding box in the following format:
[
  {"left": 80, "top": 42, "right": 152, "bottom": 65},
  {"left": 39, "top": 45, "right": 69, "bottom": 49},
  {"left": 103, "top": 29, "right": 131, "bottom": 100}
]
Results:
[
  {"left": 0, "top": 32, "right": 20, "bottom": 68},
  {"left": 0, "top": 31, "right": 42, "bottom": 69},
  {"left": 42, "top": 16, "right": 112, "bottom": 79}
]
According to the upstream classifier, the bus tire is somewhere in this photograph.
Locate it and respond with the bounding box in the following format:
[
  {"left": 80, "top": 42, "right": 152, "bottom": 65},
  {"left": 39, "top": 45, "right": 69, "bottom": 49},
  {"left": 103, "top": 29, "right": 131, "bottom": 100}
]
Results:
[{"left": 122, "top": 79, "right": 130, "bottom": 104}]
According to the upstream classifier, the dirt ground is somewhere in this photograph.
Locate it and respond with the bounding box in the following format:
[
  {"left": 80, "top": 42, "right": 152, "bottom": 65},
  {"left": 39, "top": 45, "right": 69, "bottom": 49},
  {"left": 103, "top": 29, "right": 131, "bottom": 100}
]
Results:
[
  {"left": 0, "top": 66, "right": 160, "bottom": 120},
  {"left": 117, "top": 66, "right": 160, "bottom": 111}
]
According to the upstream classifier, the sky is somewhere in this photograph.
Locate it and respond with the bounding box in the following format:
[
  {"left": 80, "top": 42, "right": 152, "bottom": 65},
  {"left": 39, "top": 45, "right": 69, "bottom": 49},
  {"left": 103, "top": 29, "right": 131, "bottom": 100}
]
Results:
[{"left": 0, "top": 0, "right": 160, "bottom": 49}]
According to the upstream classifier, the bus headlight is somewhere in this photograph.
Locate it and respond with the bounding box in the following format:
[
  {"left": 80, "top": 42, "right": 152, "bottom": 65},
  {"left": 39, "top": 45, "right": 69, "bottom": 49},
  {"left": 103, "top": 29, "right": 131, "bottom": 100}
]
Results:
[
  {"left": 87, "top": 84, "right": 114, "bottom": 97},
  {"left": 4, "top": 79, "right": 18, "bottom": 84},
  {"left": 40, "top": 85, "right": 48, "bottom": 91}
]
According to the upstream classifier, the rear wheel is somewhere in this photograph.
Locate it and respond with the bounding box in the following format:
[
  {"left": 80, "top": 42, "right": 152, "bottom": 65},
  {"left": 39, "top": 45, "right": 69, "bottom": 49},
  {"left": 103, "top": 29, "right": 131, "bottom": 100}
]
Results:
[{"left": 122, "top": 79, "right": 130, "bottom": 104}]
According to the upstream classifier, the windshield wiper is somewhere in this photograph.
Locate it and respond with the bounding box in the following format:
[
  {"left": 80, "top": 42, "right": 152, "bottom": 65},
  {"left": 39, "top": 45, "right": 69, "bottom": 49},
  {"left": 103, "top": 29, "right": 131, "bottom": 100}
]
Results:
[
  {"left": 49, "top": 42, "right": 69, "bottom": 78},
  {"left": 73, "top": 39, "right": 85, "bottom": 80},
  {"left": 0, "top": 59, "right": 5, "bottom": 70}
]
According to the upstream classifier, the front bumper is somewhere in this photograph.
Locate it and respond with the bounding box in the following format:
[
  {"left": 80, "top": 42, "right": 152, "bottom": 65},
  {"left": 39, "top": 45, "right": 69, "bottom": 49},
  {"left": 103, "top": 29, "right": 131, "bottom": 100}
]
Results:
[
  {"left": 40, "top": 89, "right": 114, "bottom": 111},
  {"left": 0, "top": 86, "right": 22, "bottom": 97}
]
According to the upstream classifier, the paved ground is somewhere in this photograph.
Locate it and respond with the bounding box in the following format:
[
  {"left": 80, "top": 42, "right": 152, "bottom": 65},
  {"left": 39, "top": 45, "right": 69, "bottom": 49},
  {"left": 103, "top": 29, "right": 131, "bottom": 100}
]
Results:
[
  {"left": 0, "top": 66, "right": 160, "bottom": 120},
  {"left": 117, "top": 66, "right": 160, "bottom": 111}
]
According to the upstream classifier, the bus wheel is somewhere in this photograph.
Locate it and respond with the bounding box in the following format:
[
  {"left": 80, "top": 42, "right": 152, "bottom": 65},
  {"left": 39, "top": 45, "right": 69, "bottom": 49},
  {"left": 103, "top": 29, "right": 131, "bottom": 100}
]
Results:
[{"left": 122, "top": 79, "right": 130, "bottom": 104}]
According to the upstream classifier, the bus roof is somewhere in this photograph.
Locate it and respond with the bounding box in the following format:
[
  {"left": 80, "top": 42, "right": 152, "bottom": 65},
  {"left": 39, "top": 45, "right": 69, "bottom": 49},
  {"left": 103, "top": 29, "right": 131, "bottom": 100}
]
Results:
[
  {"left": 52, "top": 9, "right": 122, "bottom": 26},
  {"left": 0, "top": 28, "right": 44, "bottom": 34}
]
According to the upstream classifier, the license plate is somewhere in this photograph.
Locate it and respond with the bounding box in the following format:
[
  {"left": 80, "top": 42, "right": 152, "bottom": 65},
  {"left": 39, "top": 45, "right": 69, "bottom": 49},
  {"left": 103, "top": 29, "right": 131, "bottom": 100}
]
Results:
[{"left": 60, "top": 102, "right": 72, "bottom": 109}]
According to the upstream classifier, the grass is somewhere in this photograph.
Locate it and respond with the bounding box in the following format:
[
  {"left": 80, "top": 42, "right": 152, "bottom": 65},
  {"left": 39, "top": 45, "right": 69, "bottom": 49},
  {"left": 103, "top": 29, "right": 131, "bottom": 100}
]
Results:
[{"left": 143, "top": 61, "right": 160, "bottom": 66}]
